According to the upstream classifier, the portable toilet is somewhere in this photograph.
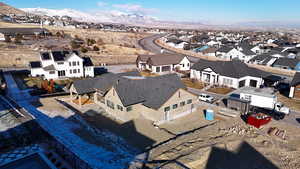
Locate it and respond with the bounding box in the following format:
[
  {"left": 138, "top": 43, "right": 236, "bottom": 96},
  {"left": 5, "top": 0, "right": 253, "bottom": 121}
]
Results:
[{"left": 205, "top": 109, "right": 214, "bottom": 121}]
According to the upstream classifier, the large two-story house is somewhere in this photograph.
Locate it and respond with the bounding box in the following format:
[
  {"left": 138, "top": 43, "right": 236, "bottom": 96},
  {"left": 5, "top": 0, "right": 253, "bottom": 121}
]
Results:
[
  {"left": 70, "top": 72, "right": 197, "bottom": 124},
  {"left": 30, "top": 50, "right": 94, "bottom": 80},
  {"left": 136, "top": 54, "right": 191, "bottom": 74},
  {"left": 190, "top": 60, "right": 270, "bottom": 89}
]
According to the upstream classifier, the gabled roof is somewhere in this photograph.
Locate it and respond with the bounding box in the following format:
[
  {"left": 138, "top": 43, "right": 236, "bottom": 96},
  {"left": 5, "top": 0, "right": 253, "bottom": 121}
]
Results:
[
  {"left": 83, "top": 57, "right": 94, "bottom": 66},
  {"left": 140, "top": 54, "right": 187, "bottom": 66},
  {"left": 291, "top": 72, "right": 300, "bottom": 86},
  {"left": 73, "top": 72, "right": 186, "bottom": 109},
  {"left": 43, "top": 64, "right": 55, "bottom": 71},
  {"left": 272, "top": 58, "right": 300, "bottom": 69},
  {"left": 29, "top": 61, "right": 42, "bottom": 68},
  {"left": 217, "top": 46, "right": 233, "bottom": 53},
  {"left": 191, "top": 60, "right": 270, "bottom": 79}
]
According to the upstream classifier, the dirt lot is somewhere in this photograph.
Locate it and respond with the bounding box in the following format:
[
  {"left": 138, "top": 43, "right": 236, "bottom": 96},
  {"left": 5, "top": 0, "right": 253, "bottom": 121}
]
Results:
[
  {"left": 32, "top": 96, "right": 300, "bottom": 169},
  {"left": 0, "top": 22, "right": 151, "bottom": 67}
]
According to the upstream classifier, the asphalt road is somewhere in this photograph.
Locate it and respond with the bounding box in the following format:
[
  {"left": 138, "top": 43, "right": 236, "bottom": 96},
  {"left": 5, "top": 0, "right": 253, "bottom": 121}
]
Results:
[{"left": 138, "top": 34, "right": 201, "bottom": 63}]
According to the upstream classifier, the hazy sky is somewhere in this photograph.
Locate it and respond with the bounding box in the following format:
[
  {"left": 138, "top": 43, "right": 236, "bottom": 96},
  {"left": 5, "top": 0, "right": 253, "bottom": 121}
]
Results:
[{"left": 4, "top": 0, "right": 300, "bottom": 24}]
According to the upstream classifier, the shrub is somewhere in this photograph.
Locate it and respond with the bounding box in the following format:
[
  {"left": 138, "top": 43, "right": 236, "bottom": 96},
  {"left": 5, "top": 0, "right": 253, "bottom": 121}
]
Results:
[
  {"left": 80, "top": 47, "right": 88, "bottom": 53},
  {"left": 93, "top": 45, "right": 100, "bottom": 51}
]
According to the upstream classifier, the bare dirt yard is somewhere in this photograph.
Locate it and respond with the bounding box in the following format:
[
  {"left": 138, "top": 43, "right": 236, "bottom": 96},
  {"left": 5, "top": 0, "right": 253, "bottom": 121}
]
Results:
[
  {"left": 0, "top": 22, "right": 152, "bottom": 67},
  {"left": 33, "top": 96, "right": 300, "bottom": 169}
]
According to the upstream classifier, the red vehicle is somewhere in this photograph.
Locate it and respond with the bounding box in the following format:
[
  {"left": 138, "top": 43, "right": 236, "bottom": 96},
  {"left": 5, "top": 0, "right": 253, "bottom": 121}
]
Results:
[{"left": 247, "top": 113, "right": 271, "bottom": 128}]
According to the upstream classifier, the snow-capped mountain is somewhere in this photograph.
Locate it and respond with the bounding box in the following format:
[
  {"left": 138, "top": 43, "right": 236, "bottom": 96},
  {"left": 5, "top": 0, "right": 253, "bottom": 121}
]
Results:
[{"left": 22, "top": 7, "right": 157, "bottom": 25}]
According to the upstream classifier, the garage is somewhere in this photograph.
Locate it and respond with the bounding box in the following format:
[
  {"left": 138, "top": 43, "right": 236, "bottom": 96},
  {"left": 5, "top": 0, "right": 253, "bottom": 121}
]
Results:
[
  {"left": 239, "top": 80, "right": 246, "bottom": 88},
  {"left": 162, "top": 66, "right": 171, "bottom": 72},
  {"left": 250, "top": 80, "right": 257, "bottom": 87}
]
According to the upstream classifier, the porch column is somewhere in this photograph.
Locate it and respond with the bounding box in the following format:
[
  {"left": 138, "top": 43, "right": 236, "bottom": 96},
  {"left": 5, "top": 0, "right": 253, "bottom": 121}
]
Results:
[{"left": 79, "top": 95, "right": 82, "bottom": 108}]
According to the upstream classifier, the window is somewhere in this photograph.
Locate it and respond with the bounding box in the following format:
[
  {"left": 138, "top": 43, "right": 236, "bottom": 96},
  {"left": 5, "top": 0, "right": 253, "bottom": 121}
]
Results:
[
  {"left": 178, "top": 91, "right": 181, "bottom": 98},
  {"left": 49, "top": 71, "right": 55, "bottom": 74},
  {"left": 70, "top": 70, "right": 72, "bottom": 74},
  {"left": 223, "top": 78, "right": 233, "bottom": 86},
  {"left": 156, "top": 67, "right": 160, "bottom": 72},
  {"left": 173, "top": 104, "right": 178, "bottom": 109},
  {"left": 117, "top": 105, "right": 123, "bottom": 111},
  {"left": 57, "top": 62, "right": 64, "bottom": 65},
  {"left": 180, "top": 101, "right": 185, "bottom": 107},
  {"left": 58, "top": 70, "right": 65, "bottom": 77},
  {"left": 78, "top": 69, "right": 80, "bottom": 73},
  {"left": 73, "top": 69, "right": 77, "bottom": 73},
  {"left": 187, "top": 63, "right": 190, "bottom": 67},
  {"left": 72, "top": 61, "right": 76, "bottom": 66},
  {"left": 77, "top": 61, "right": 80, "bottom": 65},
  {"left": 97, "top": 94, "right": 105, "bottom": 103},
  {"left": 69, "top": 62, "right": 71, "bottom": 66},
  {"left": 107, "top": 100, "right": 114, "bottom": 109},
  {"left": 164, "top": 106, "right": 170, "bottom": 112},
  {"left": 126, "top": 106, "right": 133, "bottom": 112},
  {"left": 187, "top": 99, "right": 192, "bottom": 104}
]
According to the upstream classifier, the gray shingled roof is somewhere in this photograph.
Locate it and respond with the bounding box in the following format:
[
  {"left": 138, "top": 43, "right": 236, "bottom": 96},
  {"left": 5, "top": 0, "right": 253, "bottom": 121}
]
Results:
[
  {"left": 191, "top": 60, "right": 270, "bottom": 79},
  {"left": 291, "top": 72, "right": 300, "bottom": 86},
  {"left": 73, "top": 72, "right": 186, "bottom": 109},
  {"left": 115, "top": 74, "right": 185, "bottom": 109},
  {"left": 146, "top": 54, "right": 186, "bottom": 66},
  {"left": 272, "top": 58, "right": 300, "bottom": 69},
  {"left": 43, "top": 64, "right": 55, "bottom": 71}
]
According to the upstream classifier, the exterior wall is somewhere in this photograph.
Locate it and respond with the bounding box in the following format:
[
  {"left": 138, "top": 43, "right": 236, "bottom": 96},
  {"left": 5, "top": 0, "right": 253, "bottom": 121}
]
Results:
[
  {"left": 290, "top": 85, "right": 300, "bottom": 99},
  {"left": 190, "top": 69, "right": 263, "bottom": 89},
  {"left": 65, "top": 54, "right": 84, "bottom": 78},
  {"left": 157, "top": 89, "right": 197, "bottom": 123},
  {"left": 225, "top": 48, "right": 245, "bottom": 60},
  {"left": 94, "top": 88, "right": 140, "bottom": 122},
  {"left": 31, "top": 68, "right": 45, "bottom": 77},
  {"left": 94, "top": 88, "right": 197, "bottom": 123},
  {"left": 84, "top": 66, "right": 94, "bottom": 77},
  {"left": 174, "top": 57, "right": 191, "bottom": 71},
  {"left": 0, "top": 33, "right": 5, "bottom": 41}
]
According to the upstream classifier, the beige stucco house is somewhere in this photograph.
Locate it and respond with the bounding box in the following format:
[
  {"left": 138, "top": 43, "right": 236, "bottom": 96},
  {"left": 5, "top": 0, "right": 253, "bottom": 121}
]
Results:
[{"left": 70, "top": 72, "right": 197, "bottom": 124}]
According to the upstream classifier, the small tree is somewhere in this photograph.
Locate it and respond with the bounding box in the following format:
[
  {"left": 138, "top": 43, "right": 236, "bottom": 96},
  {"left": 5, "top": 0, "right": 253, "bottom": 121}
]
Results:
[
  {"left": 93, "top": 45, "right": 100, "bottom": 51},
  {"left": 80, "top": 46, "right": 88, "bottom": 53},
  {"left": 14, "top": 34, "right": 23, "bottom": 44},
  {"left": 70, "top": 40, "right": 80, "bottom": 49},
  {"left": 4, "top": 35, "right": 11, "bottom": 43},
  {"left": 97, "top": 38, "right": 105, "bottom": 45}
]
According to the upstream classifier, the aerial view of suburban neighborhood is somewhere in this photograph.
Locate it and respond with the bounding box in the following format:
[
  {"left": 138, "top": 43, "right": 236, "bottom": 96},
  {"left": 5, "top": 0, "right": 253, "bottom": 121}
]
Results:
[{"left": 0, "top": 0, "right": 300, "bottom": 169}]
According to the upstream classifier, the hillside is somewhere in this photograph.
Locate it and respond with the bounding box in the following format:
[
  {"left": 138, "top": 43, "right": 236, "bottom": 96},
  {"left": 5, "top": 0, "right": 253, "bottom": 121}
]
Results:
[{"left": 0, "top": 2, "right": 25, "bottom": 15}]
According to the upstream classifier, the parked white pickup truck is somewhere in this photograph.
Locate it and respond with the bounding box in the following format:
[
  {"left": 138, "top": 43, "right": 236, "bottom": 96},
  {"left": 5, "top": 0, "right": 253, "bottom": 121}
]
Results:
[{"left": 240, "top": 88, "right": 290, "bottom": 116}]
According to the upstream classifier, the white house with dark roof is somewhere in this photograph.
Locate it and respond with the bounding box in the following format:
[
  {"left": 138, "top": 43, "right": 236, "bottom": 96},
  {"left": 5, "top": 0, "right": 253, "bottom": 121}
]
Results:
[
  {"left": 136, "top": 54, "right": 191, "bottom": 74},
  {"left": 190, "top": 60, "right": 270, "bottom": 89},
  {"left": 30, "top": 50, "right": 94, "bottom": 80}
]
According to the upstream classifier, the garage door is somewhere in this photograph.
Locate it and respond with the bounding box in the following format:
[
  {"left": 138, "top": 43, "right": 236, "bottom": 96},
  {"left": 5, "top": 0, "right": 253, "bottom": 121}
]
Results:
[
  {"left": 162, "top": 66, "right": 171, "bottom": 72},
  {"left": 250, "top": 80, "right": 257, "bottom": 87},
  {"left": 239, "top": 80, "right": 246, "bottom": 88}
]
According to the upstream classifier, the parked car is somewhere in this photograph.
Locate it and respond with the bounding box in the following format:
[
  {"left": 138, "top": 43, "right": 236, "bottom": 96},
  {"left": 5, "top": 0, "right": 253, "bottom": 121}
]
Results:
[{"left": 199, "top": 94, "right": 214, "bottom": 103}]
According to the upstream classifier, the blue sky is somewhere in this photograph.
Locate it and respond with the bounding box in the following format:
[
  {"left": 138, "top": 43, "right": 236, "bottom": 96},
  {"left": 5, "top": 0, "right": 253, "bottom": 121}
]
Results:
[{"left": 3, "top": 0, "right": 300, "bottom": 24}]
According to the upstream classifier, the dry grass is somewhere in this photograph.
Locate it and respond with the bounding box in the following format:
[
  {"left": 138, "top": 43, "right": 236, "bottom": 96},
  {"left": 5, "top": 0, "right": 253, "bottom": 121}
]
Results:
[
  {"left": 140, "top": 70, "right": 158, "bottom": 77},
  {"left": 72, "top": 98, "right": 94, "bottom": 106},
  {"left": 182, "top": 78, "right": 206, "bottom": 89},
  {"left": 207, "top": 87, "right": 234, "bottom": 95},
  {"left": 277, "top": 93, "right": 300, "bottom": 112}
]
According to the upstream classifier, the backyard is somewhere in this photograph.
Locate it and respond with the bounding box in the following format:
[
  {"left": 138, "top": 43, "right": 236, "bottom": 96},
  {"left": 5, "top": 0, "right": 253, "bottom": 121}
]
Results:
[
  {"left": 182, "top": 78, "right": 206, "bottom": 90},
  {"left": 207, "top": 86, "right": 234, "bottom": 95}
]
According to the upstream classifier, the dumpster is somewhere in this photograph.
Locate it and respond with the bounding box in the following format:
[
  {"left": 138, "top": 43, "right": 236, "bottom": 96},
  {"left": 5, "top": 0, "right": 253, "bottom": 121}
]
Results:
[
  {"left": 205, "top": 109, "right": 214, "bottom": 121},
  {"left": 247, "top": 113, "right": 271, "bottom": 128}
]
